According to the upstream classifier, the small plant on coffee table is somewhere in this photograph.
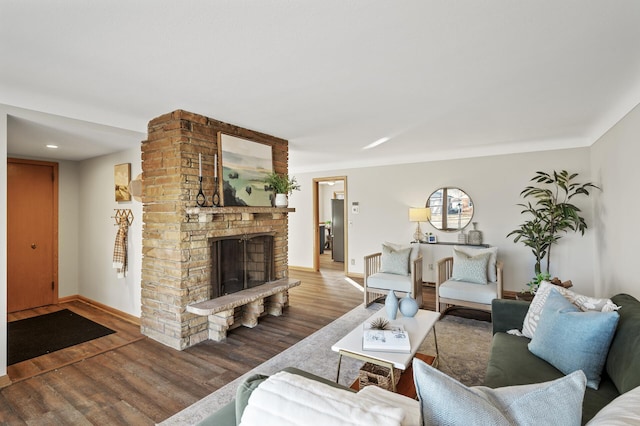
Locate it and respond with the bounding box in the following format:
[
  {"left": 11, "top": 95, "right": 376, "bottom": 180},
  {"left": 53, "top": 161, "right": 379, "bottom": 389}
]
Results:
[{"left": 369, "top": 317, "right": 390, "bottom": 330}]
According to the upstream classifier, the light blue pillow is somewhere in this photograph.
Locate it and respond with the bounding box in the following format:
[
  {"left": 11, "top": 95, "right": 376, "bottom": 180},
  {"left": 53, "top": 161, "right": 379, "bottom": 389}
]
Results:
[
  {"left": 380, "top": 244, "right": 411, "bottom": 275},
  {"left": 528, "top": 288, "right": 620, "bottom": 390},
  {"left": 451, "top": 249, "right": 490, "bottom": 284},
  {"left": 413, "top": 358, "right": 586, "bottom": 426}
]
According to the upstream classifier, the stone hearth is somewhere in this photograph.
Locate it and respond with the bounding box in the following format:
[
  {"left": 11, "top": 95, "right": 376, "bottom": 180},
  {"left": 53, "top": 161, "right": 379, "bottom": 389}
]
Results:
[{"left": 141, "top": 110, "right": 293, "bottom": 350}]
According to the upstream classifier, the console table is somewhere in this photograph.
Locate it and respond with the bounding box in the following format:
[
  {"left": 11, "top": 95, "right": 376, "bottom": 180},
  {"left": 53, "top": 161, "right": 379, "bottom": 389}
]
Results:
[{"left": 412, "top": 241, "right": 490, "bottom": 248}]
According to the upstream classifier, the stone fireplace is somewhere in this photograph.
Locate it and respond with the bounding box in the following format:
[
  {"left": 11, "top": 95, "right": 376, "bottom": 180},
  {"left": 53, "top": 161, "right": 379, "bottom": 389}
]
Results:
[{"left": 140, "top": 110, "right": 295, "bottom": 350}]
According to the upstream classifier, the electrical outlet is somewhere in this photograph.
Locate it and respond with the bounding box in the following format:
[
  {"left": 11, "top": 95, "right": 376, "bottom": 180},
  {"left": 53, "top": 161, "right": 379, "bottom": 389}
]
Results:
[
  {"left": 428, "top": 263, "right": 433, "bottom": 270},
  {"left": 351, "top": 259, "right": 355, "bottom": 265}
]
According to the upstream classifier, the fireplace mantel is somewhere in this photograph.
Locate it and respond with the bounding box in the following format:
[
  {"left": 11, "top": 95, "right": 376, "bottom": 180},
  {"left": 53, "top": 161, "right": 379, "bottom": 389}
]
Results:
[{"left": 186, "top": 206, "right": 295, "bottom": 222}]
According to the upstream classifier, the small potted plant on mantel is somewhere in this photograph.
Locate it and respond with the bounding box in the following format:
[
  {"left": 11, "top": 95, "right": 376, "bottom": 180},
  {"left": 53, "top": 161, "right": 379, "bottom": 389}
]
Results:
[{"left": 264, "top": 172, "right": 300, "bottom": 207}]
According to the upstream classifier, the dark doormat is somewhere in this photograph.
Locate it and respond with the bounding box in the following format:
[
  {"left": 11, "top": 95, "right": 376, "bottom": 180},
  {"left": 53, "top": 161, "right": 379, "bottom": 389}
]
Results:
[{"left": 8, "top": 309, "right": 116, "bottom": 366}]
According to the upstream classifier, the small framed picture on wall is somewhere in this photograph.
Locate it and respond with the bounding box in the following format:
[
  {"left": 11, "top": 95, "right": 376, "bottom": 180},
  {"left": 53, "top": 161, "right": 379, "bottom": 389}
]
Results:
[{"left": 114, "top": 163, "right": 131, "bottom": 202}]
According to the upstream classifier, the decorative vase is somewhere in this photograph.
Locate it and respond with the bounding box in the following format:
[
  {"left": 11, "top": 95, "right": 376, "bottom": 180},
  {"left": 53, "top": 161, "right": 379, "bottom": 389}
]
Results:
[
  {"left": 385, "top": 291, "right": 399, "bottom": 320},
  {"left": 274, "top": 193, "right": 288, "bottom": 207},
  {"left": 399, "top": 294, "right": 419, "bottom": 317},
  {"left": 468, "top": 222, "right": 483, "bottom": 245},
  {"left": 458, "top": 231, "right": 467, "bottom": 244}
]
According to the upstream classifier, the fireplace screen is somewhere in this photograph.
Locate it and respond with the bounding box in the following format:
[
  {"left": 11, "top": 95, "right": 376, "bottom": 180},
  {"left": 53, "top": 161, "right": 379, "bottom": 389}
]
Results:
[{"left": 211, "top": 233, "right": 274, "bottom": 298}]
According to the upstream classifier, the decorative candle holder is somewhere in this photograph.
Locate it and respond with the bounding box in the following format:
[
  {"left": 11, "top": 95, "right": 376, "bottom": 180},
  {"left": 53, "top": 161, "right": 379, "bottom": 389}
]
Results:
[
  {"left": 212, "top": 177, "right": 220, "bottom": 207},
  {"left": 196, "top": 176, "right": 206, "bottom": 207}
]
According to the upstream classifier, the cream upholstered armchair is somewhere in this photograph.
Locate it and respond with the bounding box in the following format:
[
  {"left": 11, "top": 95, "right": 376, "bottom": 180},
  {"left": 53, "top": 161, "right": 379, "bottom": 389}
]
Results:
[
  {"left": 364, "top": 242, "right": 423, "bottom": 308},
  {"left": 435, "top": 246, "right": 503, "bottom": 313}
]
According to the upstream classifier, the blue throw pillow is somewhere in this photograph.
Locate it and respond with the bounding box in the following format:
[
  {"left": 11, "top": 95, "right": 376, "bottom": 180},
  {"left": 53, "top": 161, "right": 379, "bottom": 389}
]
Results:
[
  {"left": 380, "top": 244, "right": 411, "bottom": 275},
  {"left": 528, "top": 288, "right": 619, "bottom": 389},
  {"left": 413, "top": 358, "right": 586, "bottom": 426}
]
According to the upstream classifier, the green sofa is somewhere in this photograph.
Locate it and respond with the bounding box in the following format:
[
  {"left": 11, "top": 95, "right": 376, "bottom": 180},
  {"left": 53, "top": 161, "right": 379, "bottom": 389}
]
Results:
[
  {"left": 177, "top": 293, "right": 640, "bottom": 425},
  {"left": 485, "top": 293, "right": 640, "bottom": 425}
]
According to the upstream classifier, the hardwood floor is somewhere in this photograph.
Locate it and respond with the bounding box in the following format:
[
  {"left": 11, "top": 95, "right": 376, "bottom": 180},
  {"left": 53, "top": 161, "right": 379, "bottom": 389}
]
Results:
[
  {"left": 0, "top": 259, "right": 372, "bottom": 425},
  {"left": 6, "top": 303, "right": 145, "bottom": 384},
  {"left": 1, "top": 252, "right": 445, "bottom": 425}
]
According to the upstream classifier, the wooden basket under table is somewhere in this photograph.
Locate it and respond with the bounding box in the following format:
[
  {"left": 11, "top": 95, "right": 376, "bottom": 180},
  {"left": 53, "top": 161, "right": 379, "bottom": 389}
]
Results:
[
  {"left": 358, "top": 362, "right": 401, "bottom": 391},
  {"left": 351, "top": 353, "right": 435, "bottom": 398}
]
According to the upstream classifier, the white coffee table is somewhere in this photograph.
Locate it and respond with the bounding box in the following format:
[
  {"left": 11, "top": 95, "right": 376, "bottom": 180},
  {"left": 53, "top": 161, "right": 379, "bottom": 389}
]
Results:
[{"left": 331, "top": 308, "right": 440, "bottom": 392}]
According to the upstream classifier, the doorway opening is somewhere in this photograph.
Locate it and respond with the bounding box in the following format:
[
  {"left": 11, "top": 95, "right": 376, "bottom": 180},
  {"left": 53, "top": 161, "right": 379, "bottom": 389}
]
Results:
[{"left": 313, "top": 176, "right": 347, "bottom": 273}]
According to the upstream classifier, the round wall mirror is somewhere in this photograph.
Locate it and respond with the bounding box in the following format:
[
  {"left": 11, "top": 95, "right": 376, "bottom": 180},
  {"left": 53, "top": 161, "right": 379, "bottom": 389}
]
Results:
[{"left": 426, "top": 187, "right": 474, "bottom": 232}]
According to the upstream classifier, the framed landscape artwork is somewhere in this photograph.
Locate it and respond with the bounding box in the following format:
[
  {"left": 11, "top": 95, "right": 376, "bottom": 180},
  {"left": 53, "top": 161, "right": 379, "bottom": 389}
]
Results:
[
  {"left": 217, "top": 133, "right": 273, "bottom": 206},
  {"left": 114, "top": 163, "right": 131, "bottom": 202}
]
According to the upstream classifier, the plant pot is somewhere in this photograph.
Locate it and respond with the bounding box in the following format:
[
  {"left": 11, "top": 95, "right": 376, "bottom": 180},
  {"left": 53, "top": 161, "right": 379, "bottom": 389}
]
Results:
[
  {"left": 274, "top": 193, "right": 288, "bottom": 208},
  {"left": 516, "top": 292, "right": 534, "bottom": 302}
]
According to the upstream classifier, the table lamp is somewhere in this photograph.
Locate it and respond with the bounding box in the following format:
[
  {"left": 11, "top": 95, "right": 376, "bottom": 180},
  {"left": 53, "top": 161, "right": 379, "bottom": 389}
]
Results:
[{"left": 409, "top": 207, "right": 431, "bottom": 242}]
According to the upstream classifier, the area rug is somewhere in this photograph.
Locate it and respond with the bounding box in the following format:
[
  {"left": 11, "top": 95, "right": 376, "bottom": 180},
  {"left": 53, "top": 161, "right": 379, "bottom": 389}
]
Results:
[
  {"left": 161, "top": 305, "right": 493, "bottom": 425},
  {"left": 419, "top": 313, "right": 492, "bottom": 386},
  {"left": 8, "top": 309, "right": 116, "bottom": 365}
]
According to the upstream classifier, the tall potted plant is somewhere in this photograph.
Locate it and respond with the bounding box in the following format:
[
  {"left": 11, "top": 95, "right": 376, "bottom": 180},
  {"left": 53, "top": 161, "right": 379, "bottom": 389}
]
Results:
[
  {"left": 264, "top": 172, "right": 300, "bottom": 207},
  {"left": 507, "top": 170, "right": 599, "bottom": 286}
]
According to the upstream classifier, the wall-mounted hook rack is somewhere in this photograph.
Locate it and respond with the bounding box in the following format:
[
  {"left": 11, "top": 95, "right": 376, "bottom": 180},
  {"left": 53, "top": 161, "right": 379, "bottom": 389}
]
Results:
[{"left": 112, "top": 209, "right": 134, "bottom": 226}]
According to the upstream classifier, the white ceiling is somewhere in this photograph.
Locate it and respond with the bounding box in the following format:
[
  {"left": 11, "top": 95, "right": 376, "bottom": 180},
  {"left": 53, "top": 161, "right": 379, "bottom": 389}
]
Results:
[{"left": 2, "top": 1, "right": 640, "bottom": 172}]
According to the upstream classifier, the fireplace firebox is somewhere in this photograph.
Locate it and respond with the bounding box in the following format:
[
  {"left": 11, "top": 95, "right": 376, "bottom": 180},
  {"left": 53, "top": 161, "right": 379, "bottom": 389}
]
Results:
[{"left": 211, "top": 232, "right": 275, "bottom": 298}]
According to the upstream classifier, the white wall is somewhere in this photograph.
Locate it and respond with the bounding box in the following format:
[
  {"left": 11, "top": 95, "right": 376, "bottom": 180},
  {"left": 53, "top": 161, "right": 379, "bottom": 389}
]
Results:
[
  {"left": 58, "top": 160, "right": 80, "bottom": 296},
  {"left": 78, "top": 148, "right": 142, "bottom": 316},
  {"left": 290, "top": 148, "right": 597, "bottom": 295},
  {"left": 591, "top": 103, "right": 640, "bottom": 298}
]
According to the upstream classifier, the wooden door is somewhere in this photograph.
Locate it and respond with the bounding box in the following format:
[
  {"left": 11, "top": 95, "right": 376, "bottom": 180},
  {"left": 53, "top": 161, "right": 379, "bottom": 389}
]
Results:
[{"left": 7, "top": 159, "right": 58, "bottom": 312}]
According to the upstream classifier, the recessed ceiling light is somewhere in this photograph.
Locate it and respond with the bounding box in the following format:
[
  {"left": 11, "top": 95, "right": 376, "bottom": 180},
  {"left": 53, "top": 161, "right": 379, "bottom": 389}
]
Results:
[
  {"left": 362, "top": 137, "right": 390, "bottom": 150},
  {"left": 46, "top": 144, "right": 59, "bottom": 149}
]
